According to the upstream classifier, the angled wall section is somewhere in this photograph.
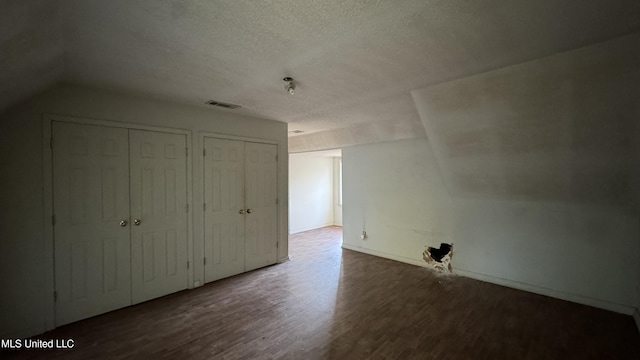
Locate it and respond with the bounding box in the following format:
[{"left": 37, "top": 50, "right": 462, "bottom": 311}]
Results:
[{"left": 411, "top": 33, "right": 640, "bottom": 313}]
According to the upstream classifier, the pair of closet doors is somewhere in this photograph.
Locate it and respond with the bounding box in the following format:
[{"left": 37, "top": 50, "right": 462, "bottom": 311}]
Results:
[
  {"left": 52, "top": 121, "right": 188, "bottom": 326},
  {"left": 203, "top": 137, "right": 278, "bottom": 283}
]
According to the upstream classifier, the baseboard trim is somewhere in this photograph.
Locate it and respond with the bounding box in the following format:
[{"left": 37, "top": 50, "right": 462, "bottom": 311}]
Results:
[
  {"left": 634, "top": 308, "right": 640, "bottom": 333},
  {"left": 341, "top": 243, "right": 636, "bottom": 316},
  {"left": 278, "top": 256, "right": 290, "bottom": 263},
  {"left": 289, "top": 223, "right": 335, "bottom": 234},
  {"left": 453, "top": 267, "right": 635, "bottom": 315},
  {"left": 341, "top": 243, "right": 429, "bottom": 269}
]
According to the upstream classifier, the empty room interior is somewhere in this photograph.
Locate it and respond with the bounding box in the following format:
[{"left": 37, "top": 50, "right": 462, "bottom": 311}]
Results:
[{"left": 1, "top": 0, "right": 640, "bottom": 358}]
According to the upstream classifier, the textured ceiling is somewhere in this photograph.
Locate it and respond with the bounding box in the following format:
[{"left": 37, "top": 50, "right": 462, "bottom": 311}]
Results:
[{"left": 2, "top": 0, "right": 640, "bottom": 150}]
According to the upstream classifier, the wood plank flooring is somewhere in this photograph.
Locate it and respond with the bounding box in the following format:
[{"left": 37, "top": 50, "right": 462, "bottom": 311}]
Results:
[{"left": 4, "top": 226, "right": 639, "bottom": 359}]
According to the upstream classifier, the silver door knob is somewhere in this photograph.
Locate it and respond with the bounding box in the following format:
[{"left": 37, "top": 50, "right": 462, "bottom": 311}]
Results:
[
  {"left": 246, "top": 209, "right": 253, "bottom": 214},
  {"left": 239, "top": 209, "right": 246, "bottom": 214},
  {"left": 120, "top": 220, "right": 128, "bottom": 227},
  {"left": 134, "top": 219, "right": 141, "bottom": 225}
]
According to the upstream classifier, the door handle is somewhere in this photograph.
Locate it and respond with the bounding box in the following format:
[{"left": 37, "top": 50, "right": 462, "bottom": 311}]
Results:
[
  {"left": 134, "top": 219, "right": 141, "bottom": 225},
  {"left": 246, "top": 209, "right": 253, "bottom": 214},
  {"left": 120, "top": 220, "right": 128, "bottom": 227},
  {"left": 239, "top": 209, "right": 246, "bottom": 214}
]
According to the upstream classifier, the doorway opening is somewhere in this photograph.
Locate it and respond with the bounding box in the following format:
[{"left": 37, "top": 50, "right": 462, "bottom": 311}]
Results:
[{"left": 288, "top": 149, "right": 342, "bottom": 237}]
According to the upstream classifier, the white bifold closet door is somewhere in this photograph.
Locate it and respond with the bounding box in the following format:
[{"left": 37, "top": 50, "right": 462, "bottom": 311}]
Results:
[
  {"left": 53, "top": 122, "right": 188, "bottom": 326},
  {"left": 203, "top": 138, "right": 278, "bottom": 283},
  {"left": 129, "top": 130, "right": 189, "bottom": 304},
  {"left": 53, "top": 122, "right": 132, "bottom": 326},
  {"left": 203, "top": 138, "right": 246, "bottom": 281},
  {"left": 244, "top": 142, "right": 278, "bottom": 272}
]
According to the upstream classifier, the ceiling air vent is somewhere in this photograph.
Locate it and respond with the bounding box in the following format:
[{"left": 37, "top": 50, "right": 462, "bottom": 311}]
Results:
[{"left": 206, "top": 100, "right": 241, "bottom": 109}]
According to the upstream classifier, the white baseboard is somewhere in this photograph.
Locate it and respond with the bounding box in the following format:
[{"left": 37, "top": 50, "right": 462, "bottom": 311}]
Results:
[
  {"left": 289, "top": 223, "right": 335, "bottom": 234},
  {"left": 341, "top": 243, "right": 429, "bottom": 269},
  {"left": 341, "top": 243, "right": 636, "bottom": 316},
  {"left": 452, "top": 268, "right": 635, "bottom": 315},
  {"left": 634, "top": 308, "right": 640, "bottom": 333}
]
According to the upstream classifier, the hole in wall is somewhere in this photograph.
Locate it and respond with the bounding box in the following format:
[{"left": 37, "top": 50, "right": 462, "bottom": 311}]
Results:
[{"left": 423, "top": 243, "right": 453, "bottom": 273}]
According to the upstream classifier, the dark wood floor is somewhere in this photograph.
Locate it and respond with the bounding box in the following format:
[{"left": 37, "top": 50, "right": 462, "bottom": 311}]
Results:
[{"left": 4, "top": 226, "right": 640, "bottom": 359}]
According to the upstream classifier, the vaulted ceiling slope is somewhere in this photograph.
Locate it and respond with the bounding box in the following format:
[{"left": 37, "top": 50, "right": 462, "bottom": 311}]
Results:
[
  {"left": 412, "top": 32, "right": 640, "bottom": 210},
  {"left": 2, "top": 1, "right": 640, "bottom": 151},
  {"left": 0, "top": 0, "right": 64, "bottom": 113}
]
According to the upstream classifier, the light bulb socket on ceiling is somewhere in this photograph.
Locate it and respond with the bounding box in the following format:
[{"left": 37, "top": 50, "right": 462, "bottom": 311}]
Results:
[{"left": 283, "top": 77, "right": 295, "bottom": 95}]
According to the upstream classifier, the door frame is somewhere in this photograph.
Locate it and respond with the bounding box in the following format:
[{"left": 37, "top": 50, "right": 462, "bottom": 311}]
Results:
[
  {"left": 197, "top": 132, "right": 280, "bottom": 284},
  {"left": 42, "top": 114, "right": 194, "bottom": 331}
]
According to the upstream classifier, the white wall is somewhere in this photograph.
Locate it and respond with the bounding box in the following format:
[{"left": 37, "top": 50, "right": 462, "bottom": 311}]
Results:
[
  {"left": 0, "top": 83, "right": 289, "bottom": 338},
  {"left": 333, "top": 158, "right": 343, "bottom": 226},
  {"left": 289, "top": 154, "right": 334, "bottom": 233},
  {"left": 342, "top": 138, "right": 452, "bottom": 265},
  {"left": 342, "top": 137, "right": 639, "bottom": 315},
  {"left": 452, "top": 199, "right": 638, "bottom": 313}
]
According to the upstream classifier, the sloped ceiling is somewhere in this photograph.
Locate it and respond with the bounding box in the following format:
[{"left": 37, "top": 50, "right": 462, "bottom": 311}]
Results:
[
  {"left": 412, "top": 33, "right": 640, "bottom": 209},
  {"left": 1, "top": 1, "right": 640, "bottom": 152},
  {"left": 0, "top": 0, "right": 64, "bottom": 113}
]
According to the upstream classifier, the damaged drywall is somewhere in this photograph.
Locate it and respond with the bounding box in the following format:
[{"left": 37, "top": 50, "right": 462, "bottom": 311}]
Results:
[{"left": 423, "top": 243, "right": 453, "bottom": 273}]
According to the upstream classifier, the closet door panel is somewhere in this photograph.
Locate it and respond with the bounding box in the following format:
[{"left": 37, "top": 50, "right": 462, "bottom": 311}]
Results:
[
  {"left": 244, "top": 142, "right": 278, "bottom": 271},
  {"left": 52, "top": 122, "right": 131, "bottom": 326},
  {"left": 203, "top": 138, "right": 246, "bottom": 282},
  {"left": 130, "top": 130, "right": 188, "bottom": 304}
]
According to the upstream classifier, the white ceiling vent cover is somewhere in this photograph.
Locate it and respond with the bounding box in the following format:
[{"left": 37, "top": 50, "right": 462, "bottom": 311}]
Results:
[{"left": 206, "top": 100, "right": 241, "bottom": 109}]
